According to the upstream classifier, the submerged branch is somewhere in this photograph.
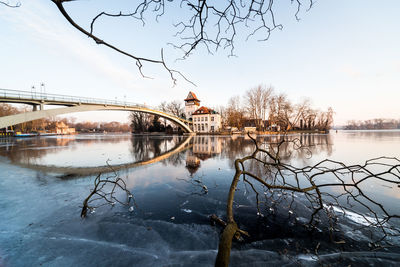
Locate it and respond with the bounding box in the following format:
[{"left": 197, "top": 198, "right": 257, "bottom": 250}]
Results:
[{"left": 81, "top": 167, "right": 136, "bottom": 218}]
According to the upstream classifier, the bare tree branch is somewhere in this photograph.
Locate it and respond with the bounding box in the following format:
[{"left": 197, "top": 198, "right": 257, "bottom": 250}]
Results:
[
  {"left": 50, "top": 0, "right": 314, "bottom": 84},
  {"left": 50, "top": 0, "right": 196, "bottom": 87},
  {"left": 81, "top": 161, "right": 136, "bottom": 218},
  {"left": 215, "top": 133, "right": 400, "bottom": 266},
  {"left": 0, "top": 0, "right": 20, "bottom": 8}
]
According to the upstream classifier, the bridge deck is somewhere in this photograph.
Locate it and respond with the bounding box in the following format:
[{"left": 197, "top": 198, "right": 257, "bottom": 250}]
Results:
[{"left": 0, "top": 88, "right": 192, "bottom": 124}]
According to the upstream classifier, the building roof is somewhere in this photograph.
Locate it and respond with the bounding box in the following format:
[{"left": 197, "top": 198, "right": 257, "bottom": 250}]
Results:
[
  {"left": 192, "top": 106, "right": 218, "bottom": 115},
  {"left": 184, "top": 91, "right": 200, "bottom": 102}
]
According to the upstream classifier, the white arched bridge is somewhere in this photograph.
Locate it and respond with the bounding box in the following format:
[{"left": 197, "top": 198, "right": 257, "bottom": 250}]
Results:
[{"left": 0, "top": 88, "right": 193, "bottom": 133}]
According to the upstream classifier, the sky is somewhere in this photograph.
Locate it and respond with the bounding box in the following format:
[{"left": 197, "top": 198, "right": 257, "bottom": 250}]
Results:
[{"left": 0, "top": 0, "right": 399, "bottom": 125}]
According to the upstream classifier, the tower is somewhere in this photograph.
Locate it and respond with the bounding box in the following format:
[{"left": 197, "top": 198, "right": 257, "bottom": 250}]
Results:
[{"left": 184, "top": 91, "right": 200, "bottom": 120}]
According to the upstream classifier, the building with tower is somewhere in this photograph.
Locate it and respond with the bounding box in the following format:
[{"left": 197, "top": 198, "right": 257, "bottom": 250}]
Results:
[{"left": 184, "top": 91, "right": 222, "bottom": 133}]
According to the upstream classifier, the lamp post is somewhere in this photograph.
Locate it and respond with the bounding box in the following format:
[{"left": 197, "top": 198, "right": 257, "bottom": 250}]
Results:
[
  {"left": 31, "top": 85, "right": 36, "bottom": 98},
  {"left": 40, "top": 83, "right": 46, "bottom": 99}
]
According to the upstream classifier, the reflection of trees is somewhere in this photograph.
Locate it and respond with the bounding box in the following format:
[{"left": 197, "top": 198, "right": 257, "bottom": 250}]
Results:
[
  {"left": 0, "top": 137, "right": 76, "bottom": 164},
  {"left": 0, "top": 135, "right": 132, "bottom": 165},
  {"left": 165, "top": 150, "right": 186, "bottom": 167},
  {"left": 130, "top": 135, "right": 186, "bottom": 163},
  {"left": 342, "top": 130, "right": 400, "bottom": 140},
  {"left": 181, "top": 134, "right": 332, "bottom": 176},
  {"left": 222, "top": 134, "right": 333, "bottom": 171},
  {"left": 2, "top": 134, "right": 333, "bottom": 176}
]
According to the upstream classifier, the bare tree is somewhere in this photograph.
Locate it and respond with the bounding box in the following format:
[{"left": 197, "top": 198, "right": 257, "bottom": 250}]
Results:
[
  {"left": 130, "top": 111, "right": 152, "bottom": 133},
  {"left": 245, "top": 85, "right": 273, "bottom": 130},
  {"left": 166, "top": 100, "right": 185, "bottom": 118},
  {"left": 314, "top": 107, "right": 334, "bottom": 131},
  {"left": 0, "top": 103, "right": 18, "bottom": 117},
  {"left": 215, "top": 135, "right": 400, "bottom": 266},
  {"left": 290, "top": 98, "right": 311, "bottom": 129},
  {"left": 268, "top": 93, "right": 292, "bottom": 130},
  {"left": 226, "top": 95, "right": 245, "bottom": 129},
  {"left": 159, "top": 100, "right": 185, "bottom": 118}
]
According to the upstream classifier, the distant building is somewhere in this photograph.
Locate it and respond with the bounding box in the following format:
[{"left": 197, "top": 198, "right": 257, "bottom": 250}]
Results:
[
  {"left": 55, "top": 122, "right": 75, "bottom": 135},
  {"left": 184, "top": 91, "right": 221, "bottom": 133},
  {"left": 192, "top": 106, "right": 221, "bottom": 133},
  {"left": 184, "top": 91, "right": 200, "bottom": 120}
]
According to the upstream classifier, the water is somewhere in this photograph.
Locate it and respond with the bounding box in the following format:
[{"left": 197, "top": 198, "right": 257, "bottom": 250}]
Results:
[{"left": 0, "top": 131, "right": 399, "bottom": 266}]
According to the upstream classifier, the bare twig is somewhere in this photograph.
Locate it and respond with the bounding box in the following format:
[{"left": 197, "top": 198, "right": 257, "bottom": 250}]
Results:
[
  {"left": 0, "top": 0, "right": 20, "bottom": 8},
  {"left": 81, "top": 169, "right": 136, "bottom": 218}
]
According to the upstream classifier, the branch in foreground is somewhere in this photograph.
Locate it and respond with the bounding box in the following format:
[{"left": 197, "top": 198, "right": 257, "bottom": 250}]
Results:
[
  {"left": 81, "top": 170, "right": 136, "bottom": 218},
  {"left": 0, "top": 0, "right": 20, "bottom": 8},
  {"left": 215, "top": 134, "right": 400, "bottom": 266},
  {"left": 51, "top": 0, "right": 315, "bottom": 84},
  {"left": 50, "top": 0, "right": 195, "bottom": 87}
]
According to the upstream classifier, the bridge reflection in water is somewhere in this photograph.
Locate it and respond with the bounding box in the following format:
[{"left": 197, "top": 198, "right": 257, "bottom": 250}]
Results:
[{"left": 0, "top": 133, "right": 333, "bottom": 177}]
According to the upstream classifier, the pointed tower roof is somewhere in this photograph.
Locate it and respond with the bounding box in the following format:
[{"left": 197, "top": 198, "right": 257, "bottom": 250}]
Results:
[{"left": 184, "top": 91, "right": 200, "bottom": 102}]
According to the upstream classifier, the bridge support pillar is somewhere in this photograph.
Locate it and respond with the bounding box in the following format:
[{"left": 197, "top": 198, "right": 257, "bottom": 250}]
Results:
[{"left": 32, "top": 104, "right": 44, "bottom": 111}]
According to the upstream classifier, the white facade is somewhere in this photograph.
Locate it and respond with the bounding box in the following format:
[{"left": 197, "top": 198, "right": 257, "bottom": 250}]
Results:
[
  {"left": 184, "top": 92, "right": 221, "bottom": 133},
  {"left": 185, "top": 102, "right": 199, "bottom": 120},
  {"left": 192, "top": 112, "right": 222, "bottom": 133}
]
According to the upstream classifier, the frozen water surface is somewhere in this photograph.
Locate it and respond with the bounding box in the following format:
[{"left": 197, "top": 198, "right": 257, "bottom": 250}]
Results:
[{"left": 1, "top": 132, "right": 400, "bottom": 266}]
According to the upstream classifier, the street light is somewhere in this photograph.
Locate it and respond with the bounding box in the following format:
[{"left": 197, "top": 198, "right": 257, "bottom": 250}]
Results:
[
  {"left": 40, "top": 83, "right": 46, "bottom": 99},
  {"left": 31, "top": 86, "right": 36, "bottom": 98}
]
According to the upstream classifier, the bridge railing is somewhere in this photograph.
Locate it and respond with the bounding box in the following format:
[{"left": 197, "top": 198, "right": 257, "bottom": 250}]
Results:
[
  {"left": 0, "top": 88, "right": 147, "bottom": 107},
  {"left": 0, "top": 88, "right": 191, "bottom": 123}
]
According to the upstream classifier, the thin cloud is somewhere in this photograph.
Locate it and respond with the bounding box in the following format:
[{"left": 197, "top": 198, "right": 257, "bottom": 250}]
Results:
[{"left": 0, "top": 1, "right": 141, "bottom": 89}]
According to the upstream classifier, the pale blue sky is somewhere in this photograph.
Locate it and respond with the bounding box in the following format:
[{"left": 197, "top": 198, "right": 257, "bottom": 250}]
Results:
[{"left": 1, "top": 0, "right": 399, "bottom": 125}]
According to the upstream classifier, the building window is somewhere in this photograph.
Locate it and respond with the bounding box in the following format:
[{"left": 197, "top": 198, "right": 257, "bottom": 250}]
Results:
[
  {"left": 201, "top": 124, "right": 204, "bottom": 131},
  {"left": 211, "top": 126, "right": 214, "bottom": 132},
  {"left": 211, "top": 116, "right": 214, "bottom": 121},
  {"left": 201, "top": 117, "right": 204, "bottom": 121},
  {"left": 198, "top": 125, "right": 201, "bottom": 132},
  {"left": 205, "top": 117, "right": 208, "bottom": 121}
]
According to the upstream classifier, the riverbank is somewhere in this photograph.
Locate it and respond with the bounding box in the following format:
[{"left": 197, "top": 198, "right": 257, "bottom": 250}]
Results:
[{"left": 195, "top": 129, "right": 329, "bottom": 135}]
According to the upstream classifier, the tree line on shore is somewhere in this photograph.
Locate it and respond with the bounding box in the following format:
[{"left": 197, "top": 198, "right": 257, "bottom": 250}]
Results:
[
  {"left": 132, "top": 84, "right": 335, "bottom": 133},
  {"left": 345, "top": 119, "right": 400, "bottom": 130},
  {"left": 223, "top": 85, "right": 334, "bottom": 132}
]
